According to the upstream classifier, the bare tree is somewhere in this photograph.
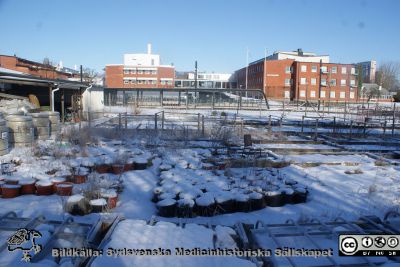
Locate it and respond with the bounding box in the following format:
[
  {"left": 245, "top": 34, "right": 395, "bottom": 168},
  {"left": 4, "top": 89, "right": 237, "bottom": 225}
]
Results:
[
  {"left": 82, "top": 67, "right": 98, "bottom": 83},
  {"left": 375, "top": 61, "right": 400, "bottom": 91}
]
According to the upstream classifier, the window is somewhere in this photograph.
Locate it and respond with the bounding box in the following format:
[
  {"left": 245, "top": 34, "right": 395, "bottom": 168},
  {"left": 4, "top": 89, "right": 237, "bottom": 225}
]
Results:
[
  {"left": 300, "top": 77, "right": 307, "bottom": 85},
  {"left": 160, "top": 81, "right": 166, "bottom": 85},
  {"left": 331, "top": 66, "right": 337, "bottom": 74},
  {"left": 351, "top": 67, "right": 356, "bottom": 75},
  {"left": 350, "top": 79, "right": 355, "bottom": 86},
  {"left": 310, "top": 91, "right": 316, "bottom": 97},
  {"left": 124, "top": 70, "right": 129, "bottom": 74},
  {"left": 284, "top": 91, "right": 290, "bottom": 98},
  {"left": 350, "top": 92, "right": 355, "bottom": 99},
  {"left": 151, "top": 59, "right": 155, "bottom": 66},
  {"left": 151, "top": 70, "right": 157, "bottom": 75},
  {"left": 321, "top": 78, "right": 327, "bottom": 86},
  {"left": 167, "top": 81, "right": 172, "bottom": 85},
  {"left": 330, "top": 79, "right": 336, "bottom": 86},
  {"left": 300, "top": 90, "right": 306, "bottom": 97},
  {"left": 301, "top": 65, "right": 307, "bottom": 72},
  {"left": 130, "top": 69, "right": 136, "bottom": 74},
  {"left": 285, "top": 78, "right": 291, "bottom": 86},
  {"left": 330, "top": 91, "right": 335, "bottom": 98},
  {"left": 138, "top": 69, "right": 143, "bottom": 74},
  {"left": 340, "top": 92, "right": 346, "bottom": 99},
  {"left": 138, "top": 80, "right": 143, "bottom": 84},
  {"left": 311, "top": 66, "right": 317, "bottom": 73},
  {"left": 285, "top": 66, "right": 291, "bottom": 73},
  {"left": 131, "top": 80, "right": 136, "bottom": 84},
  {"left": 145, "top": 70, "right": 150, "bottom": 74},
  {"left": 341, "top": 79, "right": 346, "bottom": 86},
  {"left": 124, "top": 80, "right": 129, "bottom": 84},
  {"left": 321, "top": 91, "right": 326, "bottom": 98},
  {"left": 311, "top": 78, "right": 317, "bottom": 85},
  {"left": 341, "top": 67, "right": 347, "bottom": 74},
  {"left": 321, "top": 66, "right": 328, "bottom": 73}
]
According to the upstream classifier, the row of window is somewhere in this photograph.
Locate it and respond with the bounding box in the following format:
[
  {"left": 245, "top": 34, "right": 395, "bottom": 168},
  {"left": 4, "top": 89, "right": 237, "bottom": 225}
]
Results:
[
  {"left": 124, "top": 69, "right": 157, "bottom": 75},
  {"left": 300, "top": 65, "right": 357, "bottom": 75},
  {"left": 299, "top": 90, "right": 355, "bottom": 99},
  {"left": 298, "top": 78, "right": 356, "bottom": 86},
  {"left": 123, "top": 79, "right": 173, "bottom": 85}
]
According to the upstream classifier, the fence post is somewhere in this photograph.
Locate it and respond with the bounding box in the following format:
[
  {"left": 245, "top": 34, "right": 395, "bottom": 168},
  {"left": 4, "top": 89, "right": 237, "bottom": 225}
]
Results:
[
  {"left": 118, "top": 113, "right": 122, "bottom": 130},
  {"left": 392, "top": 103, "right": 396, "bottom": 136},
  {"left": 88, "top": 112, "right": 91, "bottom": 128},
  {"left": 363, "top": 119, "right": 367, "bottom": 137},
  {"left": 349, "top": 120, "right": 353, "bottom": 139},
  {"left": 314, "top": 119, "right": 319, "bottom": 140},
  {"left": 383, "top": 120, "right": 387, "bottom": 137},
  {"left": 202, "top": 115, "right": 205, "bottom": 136},
  {"left": 268, "top": 115, "right": 272, "bottom": 133},
  {"left": 161, "top": 111, "right": 165, "bottom": 130},
  {"left": 301, "top": 115, "right": 304, "bottom": 133},
  {"left": 154, "top": 113, "right": 158, "bottom": 130},
  {"left": 197, "top": 113, "right": 200, "bottom": 132},
  {"left": 125, "top": 112, "right": 128, "bottom": 129},
  {"left": 333, "top": 117, "right": 336, "bottom": 135}
]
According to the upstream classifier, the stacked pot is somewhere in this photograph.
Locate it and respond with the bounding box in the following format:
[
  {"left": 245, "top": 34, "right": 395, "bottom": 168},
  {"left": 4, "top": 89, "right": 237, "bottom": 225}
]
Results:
[
  {"left": 29, "top": 112, "right": 50, "bottom": 140},
  {"left": 6, "top": 115, "right": 34, "bottom": 147},
  {"left": 0, "top": 116, "right": 9, "bottom": 156}
]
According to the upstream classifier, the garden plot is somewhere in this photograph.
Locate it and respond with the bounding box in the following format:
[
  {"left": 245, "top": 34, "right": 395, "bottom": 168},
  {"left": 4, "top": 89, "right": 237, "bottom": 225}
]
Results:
[{"left": 91, "top": 220, "right": 255, "bottom": 267}]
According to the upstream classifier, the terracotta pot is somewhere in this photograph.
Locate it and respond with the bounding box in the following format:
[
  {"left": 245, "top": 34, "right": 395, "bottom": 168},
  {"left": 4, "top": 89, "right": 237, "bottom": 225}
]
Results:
[
  {"left": 51, "top": 177, "right": 66, "bottom": 191},
  {"left": 74, "top": 174, "right": 87, "bottom": 184},
  {"left": 56, "top": 182, "right": 73, "bottom": 196},
  {"left": 101, "top": 191, "right": 118, "bottom": 209},
  {"left": 112, "top": 164, "right": 124, "bottom": 175},
  {"left": 90, "top": 198, "right": 107, "bottom": 213},
  {"left": 0, "top": 181, "right": 4, "bottom": 195},
  {"left": 19, "top": 179, "right": 36, "bottom": 195},
  {"left": 5, "top": 177, "right": 19, "bottom": 185},
  {"left": 36, "top": 181, "right": 54, "bottom": 195},
  {"left": 96, "top": 164, "right": 110, "bottom": 174},
  {"left": 2, "top": 184, "right": 21, "bottom": 198},
  {"left": 123, "top": 163, "right": 133, "bottom": 172}
]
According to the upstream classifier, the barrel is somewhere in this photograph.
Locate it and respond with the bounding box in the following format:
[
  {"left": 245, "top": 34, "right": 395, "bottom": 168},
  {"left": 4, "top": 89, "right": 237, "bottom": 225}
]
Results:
[
  {"left": 0, "top": 119, "right": 9, "bottom": 156},
  {"left": 28, "top": 113, "right": 50, "bottom": 140},
  {"left": 6, "top": 115, "right": 34, "bottom": 147},
  {"left": 46, "top": 111, "right": 60, "bottom": 138}
]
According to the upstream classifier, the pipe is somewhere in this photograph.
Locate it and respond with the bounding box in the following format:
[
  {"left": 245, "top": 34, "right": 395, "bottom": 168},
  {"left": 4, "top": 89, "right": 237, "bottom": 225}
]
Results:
[{"left": 51, "top": 86, "right": 60, "bottom": 112}]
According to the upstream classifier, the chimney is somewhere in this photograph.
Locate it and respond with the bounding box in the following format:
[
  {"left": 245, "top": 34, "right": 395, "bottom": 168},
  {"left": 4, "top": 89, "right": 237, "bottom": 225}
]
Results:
[
  {"left": 297, "top": 48, "right": 303, "bottom": 56},
  {"left": 147, "top": 43, "right": 152, "bottom": 54}
]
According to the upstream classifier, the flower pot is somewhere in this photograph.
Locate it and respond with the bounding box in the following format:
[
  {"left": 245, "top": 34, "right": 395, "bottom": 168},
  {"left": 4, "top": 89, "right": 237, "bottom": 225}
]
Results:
[
  {"left": 292, "top": 187, "right": 308, "bottom": 204},
  {"left": 56, "top": 182, "right": 74, "bottom": 196},
  {"left": 2, "top": 184, "right": 21, "bottom": 198},
  {"left": 35, "top": 181, "right": 54, "bottom": 195},
  {"left": 156, "top": 198, "right": 176, "bottom": 217},
  {"left": 123, "top": 163, "right": 133, "bottom": 172},
  {"left": 215, "top": 193, "right": 234, "bottom": 214},
  {"left": 249, "top": 192, "right": 265, "bottom": 211},
  {"left": 281, "top": 188, "right": 294, "bottom": 204},
  {"left": 5, "top": 177, "right": 19, "bottom": 185},
  {"left": 101, "top": 190, "right": 118, "bottom": 209},
  {"left": 264, "top": 190, "right": 284, "bottom": 207},
  {"left": 235, "top": 194, "right": 250, "bottom": 212},
  {"left": 96, "top": 164, "right": 110, "bottom": 174},
  {"left": 0, "top": 181, "right": 4, "bottom": 195},
  {"left": 73, "top": 174, "right": 87, "bottom": 184},
  {"left": 51, "top": 177, "right": 66, "bottom": 191},
  {"left": 90, "top": 198, "right": 107, "bottom": 213},
  {"left": 176, "top": 199, "right": 195, "bottom": 218},
  {"left": 195, "top": 194, "right": 216, "bottom": 217},
  {"left": 19, "top": 179, "right": 36, "bottom": 195},
  {"left": 112, "top": 164, "right": 124, "bottom": 175}
]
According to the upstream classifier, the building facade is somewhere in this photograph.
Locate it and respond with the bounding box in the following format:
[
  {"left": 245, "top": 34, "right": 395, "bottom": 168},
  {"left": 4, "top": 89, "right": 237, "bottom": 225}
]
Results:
[
  {"left": 357, "top": 60, "right": 376, "bottom": 83},
  {"left": 232, "top": 50, "right": 359, "bottom": 102},
  {"left": 105, "top": 44, "right": 175, "bottom": 89},
  {"left": 175, "top": 72, "right": 235, "bottom": 89},
  {"left": 0, "top": 55, "right": 79, "bottom": 80}
]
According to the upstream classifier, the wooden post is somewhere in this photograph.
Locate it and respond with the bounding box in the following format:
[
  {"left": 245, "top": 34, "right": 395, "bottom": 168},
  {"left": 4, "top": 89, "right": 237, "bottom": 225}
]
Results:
[
  {"left": 161, "top": 111, "right": 165, "bottom": 130},
  {"left": 154, "top": 113, "right": 158, "bottom": 130},
  {"left": 197, "top": 113, "right": 201, "bottom": 132},
  {"left": 125, "top": 112, "right": 128, "bottom": 129},
  {"left": 333, "top": 117, "right": 336, "bottom": 135},
  {"left": 383, "top": 120, "right": 387, "bottom": 137},
  {"left": 268, "top": 115, "right": 272, "bottom": 133},
  {"left": 118, "top": 113, "right": 122, "bottom": 130},
  {"left": 363, "top": 119, "right": 367, "bottom": 137},
  {"left": 349, "top": 120, "right": 353, "bottom": 139},
  {"left": 392, "top": 103, "right": 396, "bottom": 136},
  {"left": 314, "top": 119, "right": 319, "bottom": 140},
  {"left": 301, "top": 115, "right": 304, "bottom": 133},
  {"left": 202, "top": 115, "right": 205, "bottom": 136}
]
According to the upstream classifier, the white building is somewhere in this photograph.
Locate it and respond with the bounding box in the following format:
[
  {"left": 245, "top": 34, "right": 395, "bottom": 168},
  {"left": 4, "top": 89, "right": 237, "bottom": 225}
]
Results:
[
  {"left": 175, "top": 72, "right": 234, "bottom": 89},
  {"left": 267, "top": 49, "right": 330, "bottom": 63}
]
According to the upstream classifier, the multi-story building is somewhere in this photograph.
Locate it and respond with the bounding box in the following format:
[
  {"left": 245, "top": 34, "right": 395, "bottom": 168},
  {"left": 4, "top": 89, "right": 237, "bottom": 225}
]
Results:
[
  {"left": 232, "top": 49, "right": 359, "bottom": 102},
  {"left": 105, "top": 44, "right": 175, "bottom": 88},
  {"left": 357, "top": 60, "right": 376, "bottom": 83},
  {"left": 175, "top": 71, "right": 235, "bottom": 89},
  {"left": 0, "top": 55, "right": 79, "bottom": 80}
]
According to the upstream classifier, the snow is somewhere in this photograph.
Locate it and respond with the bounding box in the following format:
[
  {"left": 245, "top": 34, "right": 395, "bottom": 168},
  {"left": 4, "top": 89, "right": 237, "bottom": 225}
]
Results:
[
  {"left": 90, "top": 198, "right": 107, "bottom": 206},
  {"left": 91, "top": 220, "right": 255, "bottom": 267}
]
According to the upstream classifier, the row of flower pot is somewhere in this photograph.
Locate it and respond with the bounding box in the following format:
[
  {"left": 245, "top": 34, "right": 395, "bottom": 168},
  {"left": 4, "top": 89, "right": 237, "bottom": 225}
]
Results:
[
  {"left": 94, "top": 161, "right": 149, "bottom": 175},
  {"left": 154, "top": 188, "right": 308, "bottom": 218},
  {"left": 66, "top": 191, "right": 118, "bottom": 216},
  {"left": 0, "top": 177, "right": 74, "bottom": 198}
]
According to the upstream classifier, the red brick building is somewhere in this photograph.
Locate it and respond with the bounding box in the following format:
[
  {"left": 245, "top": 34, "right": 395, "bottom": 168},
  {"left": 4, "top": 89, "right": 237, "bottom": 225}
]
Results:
[
  {"left": 105, "top": 44, "right": 175, "bottom": 89},
  {"left": 0, "top": 55, "right": 79, "bottom": 80},
  {"left": 233, "top": 50, "right": 359, "bottom": 102}
]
